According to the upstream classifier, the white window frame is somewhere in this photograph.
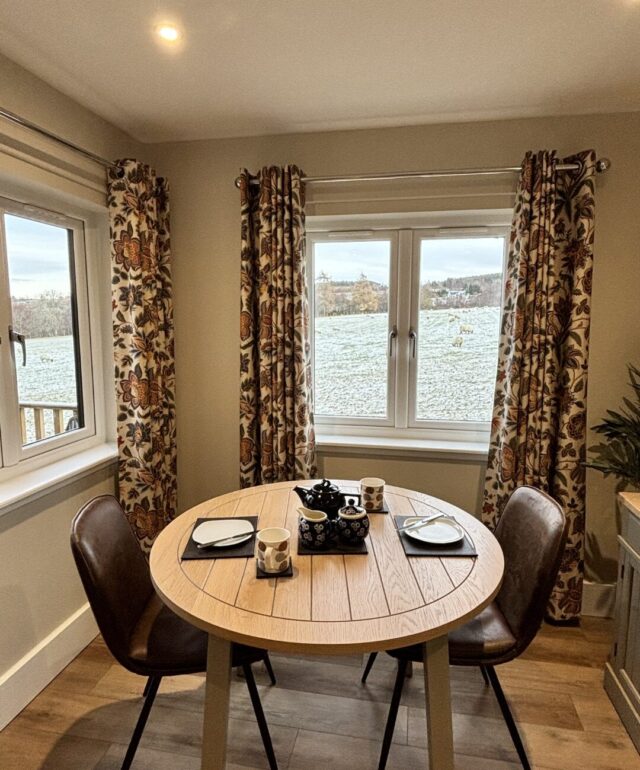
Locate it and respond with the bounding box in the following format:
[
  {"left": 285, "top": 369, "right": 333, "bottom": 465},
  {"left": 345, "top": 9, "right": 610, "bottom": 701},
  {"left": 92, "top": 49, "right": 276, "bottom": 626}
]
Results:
[
  {"left": 308, "top": 210, "right": 511, "bottom": 449},
  {"left": 0, "top": 194, "right": 104, "bottom": 475}
]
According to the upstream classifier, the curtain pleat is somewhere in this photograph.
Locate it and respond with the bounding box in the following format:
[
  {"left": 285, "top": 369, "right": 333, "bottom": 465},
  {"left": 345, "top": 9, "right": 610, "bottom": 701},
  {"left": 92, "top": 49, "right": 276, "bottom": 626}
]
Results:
[
  {"left": 239, "top": 165, "right": 317, "bottom": 486},
  {"left": 107, "top": 159, "right": 177, "bottom": 552},
  {"left": 483, "top": 150, "right": 596, "bottom": 621}
]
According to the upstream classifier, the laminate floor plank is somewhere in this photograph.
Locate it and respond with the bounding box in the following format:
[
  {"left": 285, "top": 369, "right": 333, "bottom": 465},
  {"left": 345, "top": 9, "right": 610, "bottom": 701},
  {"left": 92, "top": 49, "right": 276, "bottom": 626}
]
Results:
[
  {"left": 231, "top": 679, "right": 409, "bottom": 745},
  {"left": 0, "top": 722, "right": 110, "bottom": 770}
]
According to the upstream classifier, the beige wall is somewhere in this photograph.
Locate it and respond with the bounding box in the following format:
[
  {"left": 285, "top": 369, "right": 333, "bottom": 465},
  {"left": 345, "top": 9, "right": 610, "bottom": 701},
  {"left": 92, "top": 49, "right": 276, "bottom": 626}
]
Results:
[
  {"left": 0, "top": 468, "right": 116, "bottom": 674},
  {"left": 148, "top": 111, "right": 640, "bottom": 583},
  {"left": 0, "top": 54, "right": 138, "bottom": 705}
]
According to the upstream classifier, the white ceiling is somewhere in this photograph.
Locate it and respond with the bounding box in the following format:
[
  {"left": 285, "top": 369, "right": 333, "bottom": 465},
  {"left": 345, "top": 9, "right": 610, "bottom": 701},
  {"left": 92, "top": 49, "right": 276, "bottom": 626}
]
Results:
[{"left": 0, "top": 1, "right": 639, "bottom": 143}]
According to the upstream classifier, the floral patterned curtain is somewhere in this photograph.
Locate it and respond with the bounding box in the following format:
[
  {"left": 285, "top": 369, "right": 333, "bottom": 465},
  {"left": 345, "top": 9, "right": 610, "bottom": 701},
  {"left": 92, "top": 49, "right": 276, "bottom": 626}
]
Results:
[
  {"left": 107, "top": 160, "right": 177, "bottom": 552},
  {"left": 239, "top": 165, "right": 317, "bottom": 487},
  {"left": 483, "top": 150, "right": 596, "bottom": 622}
]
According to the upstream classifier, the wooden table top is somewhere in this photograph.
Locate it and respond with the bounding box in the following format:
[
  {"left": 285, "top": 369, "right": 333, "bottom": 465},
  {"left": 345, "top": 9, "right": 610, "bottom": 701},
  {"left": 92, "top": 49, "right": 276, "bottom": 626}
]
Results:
[{"left": 150, "top": 480, "right": 504, "bottom": 654}]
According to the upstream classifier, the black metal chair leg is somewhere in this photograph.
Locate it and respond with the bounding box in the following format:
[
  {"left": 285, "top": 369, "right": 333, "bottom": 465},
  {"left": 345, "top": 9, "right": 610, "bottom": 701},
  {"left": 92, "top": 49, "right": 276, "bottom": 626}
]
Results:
[
  {"left": 243, "top": 664, "right": 279, "bottom": 770},
  {"left": 361, "top": 652, "right": 378, "bottom": 683},
  {"left": 121, "top": 675, "right": 161, "bottom": 770},
  {"left": 486, "top": 666, "right": 531, "bottom": 770},
  {"left": 264, "top": 653, "right": 277, "bottom": 686},
  {"left": 480, "top": 664, "right": 490, "bottom": 686},
  {"left": 378, "top": 658, "right": 408, "bottom": 770}
]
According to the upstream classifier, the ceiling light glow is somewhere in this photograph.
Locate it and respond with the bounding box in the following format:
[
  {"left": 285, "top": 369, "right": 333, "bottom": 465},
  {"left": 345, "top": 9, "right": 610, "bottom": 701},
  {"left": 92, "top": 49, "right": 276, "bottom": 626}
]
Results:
[{"left": 156, "top": 24, "right": 180, "bottom": 42}]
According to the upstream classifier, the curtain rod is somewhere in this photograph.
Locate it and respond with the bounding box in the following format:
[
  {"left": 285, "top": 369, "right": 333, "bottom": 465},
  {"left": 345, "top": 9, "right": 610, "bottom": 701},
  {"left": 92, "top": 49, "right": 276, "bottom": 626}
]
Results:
[
  {"left": 0, "top": 106, "right": 614, "bottom": 185},
  {"left": 0, "top": 105, "right": 114, "bottom": 168},
  {"left": 234, "top": 157, "right": 611, "bottom": 188}
]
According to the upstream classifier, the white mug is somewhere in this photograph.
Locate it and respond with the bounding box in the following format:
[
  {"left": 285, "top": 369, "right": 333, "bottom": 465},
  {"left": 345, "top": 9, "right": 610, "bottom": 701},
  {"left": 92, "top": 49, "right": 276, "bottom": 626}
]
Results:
[
  {"left": 360, "top": 477, "right": 385, "bottom": 511},
  {"left": 256, "top": 527, "right": 291, "bottom": 573}
]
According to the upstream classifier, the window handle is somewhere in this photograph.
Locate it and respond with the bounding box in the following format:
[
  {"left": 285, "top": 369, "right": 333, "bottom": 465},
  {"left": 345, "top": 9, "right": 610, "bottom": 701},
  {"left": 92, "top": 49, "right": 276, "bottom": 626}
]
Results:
[
  {"left": 409, "top": 328, "right": 417, "bottom": 358},
  {"left": 388, "top": 325, "right": 398, "bottom": 357},
  {"left": 9, "top": 326, "right": 27, "bottom": 366}
]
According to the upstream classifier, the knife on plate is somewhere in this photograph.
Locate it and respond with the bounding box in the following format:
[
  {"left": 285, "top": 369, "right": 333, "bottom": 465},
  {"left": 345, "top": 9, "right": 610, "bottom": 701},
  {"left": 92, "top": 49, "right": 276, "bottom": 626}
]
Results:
[
  {"left": 396, "top": 513, "right": 448, "bottom": 532},
  {"left": 196, "top": 532, "right": 254, "bottom": 549}
]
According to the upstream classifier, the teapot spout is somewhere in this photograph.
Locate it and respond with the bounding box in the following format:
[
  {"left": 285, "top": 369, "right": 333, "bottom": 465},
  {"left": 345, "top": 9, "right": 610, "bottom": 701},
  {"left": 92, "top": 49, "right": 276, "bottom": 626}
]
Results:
[{"left": 292, "top": 486, "right": 309, "bottom": 503}]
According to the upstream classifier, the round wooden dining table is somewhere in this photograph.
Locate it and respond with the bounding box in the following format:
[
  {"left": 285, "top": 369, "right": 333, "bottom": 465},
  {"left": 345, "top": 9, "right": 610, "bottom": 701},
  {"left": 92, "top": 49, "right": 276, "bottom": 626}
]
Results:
[{"left": 150, "top": 480, "right": 504, "bottom": 770}]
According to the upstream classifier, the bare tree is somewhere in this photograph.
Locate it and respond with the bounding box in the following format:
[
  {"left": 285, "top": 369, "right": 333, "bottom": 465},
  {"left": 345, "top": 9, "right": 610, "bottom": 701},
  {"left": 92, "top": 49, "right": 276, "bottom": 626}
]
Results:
[{"left": 315, "top": 271, "right": 336, "bottom": 316}]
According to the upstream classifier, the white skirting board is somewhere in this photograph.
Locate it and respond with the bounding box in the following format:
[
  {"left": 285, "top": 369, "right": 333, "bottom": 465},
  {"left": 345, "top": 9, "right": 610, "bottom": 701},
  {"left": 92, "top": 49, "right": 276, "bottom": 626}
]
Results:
[
  {"left": 0, "top": 602, "right": 97, "bottom": 730},
  {"left": 582, "top": 580, "right": 616, "bottom": 618}
]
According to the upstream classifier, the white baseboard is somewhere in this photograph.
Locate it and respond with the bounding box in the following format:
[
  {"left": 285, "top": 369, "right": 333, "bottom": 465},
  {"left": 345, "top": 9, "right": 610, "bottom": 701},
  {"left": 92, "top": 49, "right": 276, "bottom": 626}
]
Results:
[
  {"left": 0, "top": 602, "right": 98, "bottom": 730},
  {"left": 582, "top": 580, "right": 616, "bottom": 618}
]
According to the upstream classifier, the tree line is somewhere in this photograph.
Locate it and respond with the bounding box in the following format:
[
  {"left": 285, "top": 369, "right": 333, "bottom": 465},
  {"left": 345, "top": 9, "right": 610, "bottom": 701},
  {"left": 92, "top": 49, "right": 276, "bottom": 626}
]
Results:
[
  {"left": 11, "top": 291, "right": 73, "bottom": 338},
  {"left": 315, "top": 272, "right": 502, "bottom": 317}
]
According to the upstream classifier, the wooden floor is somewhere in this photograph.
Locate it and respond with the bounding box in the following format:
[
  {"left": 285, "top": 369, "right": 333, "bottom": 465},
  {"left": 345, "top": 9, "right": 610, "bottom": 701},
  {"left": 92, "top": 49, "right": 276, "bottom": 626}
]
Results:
[{"left": 1, "top": 618, "right": 638, "bottom": 769}]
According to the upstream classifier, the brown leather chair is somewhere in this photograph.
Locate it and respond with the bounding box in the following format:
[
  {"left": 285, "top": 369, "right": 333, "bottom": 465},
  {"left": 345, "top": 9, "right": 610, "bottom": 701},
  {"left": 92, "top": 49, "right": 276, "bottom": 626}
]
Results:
[
  {"left": 361, "top": 486, "right": 568, "bottom": 770},
  {"left": 70, "top": 495, "right": 279, "bottom": 770}
]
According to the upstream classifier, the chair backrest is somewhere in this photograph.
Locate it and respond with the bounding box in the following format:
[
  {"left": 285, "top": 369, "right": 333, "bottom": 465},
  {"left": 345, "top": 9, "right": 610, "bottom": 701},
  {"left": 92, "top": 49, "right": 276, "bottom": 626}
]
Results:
[
  {"left": 494, "top": 485, "right": 568, "bottom": 653},
  {"left": 70, "top": 495, "right": 154, "bottom": 669}
]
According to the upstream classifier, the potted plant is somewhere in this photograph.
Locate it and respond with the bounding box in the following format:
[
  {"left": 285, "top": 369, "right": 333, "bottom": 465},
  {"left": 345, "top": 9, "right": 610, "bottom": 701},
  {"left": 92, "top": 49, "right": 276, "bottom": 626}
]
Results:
[{"left": 586, "top": 363, "right": 640, "bottom": 489}]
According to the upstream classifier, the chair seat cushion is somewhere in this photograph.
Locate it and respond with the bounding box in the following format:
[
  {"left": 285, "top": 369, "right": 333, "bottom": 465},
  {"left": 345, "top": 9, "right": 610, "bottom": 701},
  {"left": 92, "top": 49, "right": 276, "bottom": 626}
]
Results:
[
  {"left": 128, "top": 594, "right": 266, "bottom": 675},
  {"left": 387, "top": 602, "right": 516, "bottom": 664},
  {"left": 448, "top": 602, "right": 516, "bottom": 662}
]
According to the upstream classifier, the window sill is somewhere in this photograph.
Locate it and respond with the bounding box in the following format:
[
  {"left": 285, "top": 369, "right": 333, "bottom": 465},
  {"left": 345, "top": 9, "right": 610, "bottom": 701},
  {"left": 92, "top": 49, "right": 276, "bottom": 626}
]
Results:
[
  {"left": 0, "top": 442, "right": 118, "bottom": 517},
  {"left": 316, "top": 433, "right": 489, "bottom": 461}
]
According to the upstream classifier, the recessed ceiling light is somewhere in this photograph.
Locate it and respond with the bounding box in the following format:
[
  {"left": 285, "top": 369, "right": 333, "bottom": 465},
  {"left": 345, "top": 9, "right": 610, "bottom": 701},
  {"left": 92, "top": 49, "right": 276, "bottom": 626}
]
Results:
[{"left": 156, "top": 24, "right": 180, "bottom": 42}]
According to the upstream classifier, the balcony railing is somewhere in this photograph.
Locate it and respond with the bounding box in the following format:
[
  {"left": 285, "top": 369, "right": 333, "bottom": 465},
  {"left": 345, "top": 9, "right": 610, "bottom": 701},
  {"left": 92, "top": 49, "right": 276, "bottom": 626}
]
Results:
[{"left": 19, "top": 402, "right": 78, "bottom": 444}]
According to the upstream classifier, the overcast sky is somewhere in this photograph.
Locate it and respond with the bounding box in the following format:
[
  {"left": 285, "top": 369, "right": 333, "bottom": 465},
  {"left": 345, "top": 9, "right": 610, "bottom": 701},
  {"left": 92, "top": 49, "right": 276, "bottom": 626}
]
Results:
[
  {"left": 4, "top": 214, "right": 72, "bottom": 298},
  {"left": 314, "top": 237, "right": 505, "bottom": 284}
]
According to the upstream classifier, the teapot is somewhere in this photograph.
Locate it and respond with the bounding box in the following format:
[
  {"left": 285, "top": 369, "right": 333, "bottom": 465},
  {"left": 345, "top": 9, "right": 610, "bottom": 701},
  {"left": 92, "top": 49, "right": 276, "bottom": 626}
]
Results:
[{"left": 293, "top": 478, "right": 349, "bottom": 519}]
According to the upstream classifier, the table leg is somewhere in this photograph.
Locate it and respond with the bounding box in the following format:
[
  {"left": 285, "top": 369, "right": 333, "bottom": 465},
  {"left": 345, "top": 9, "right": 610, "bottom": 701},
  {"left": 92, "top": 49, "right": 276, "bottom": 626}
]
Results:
[
  {"left": 422, "top": 635, "right": 454, "bottom": 770},
  {"left": 201, "top": 634, "right": 232, "bottom": 770}
]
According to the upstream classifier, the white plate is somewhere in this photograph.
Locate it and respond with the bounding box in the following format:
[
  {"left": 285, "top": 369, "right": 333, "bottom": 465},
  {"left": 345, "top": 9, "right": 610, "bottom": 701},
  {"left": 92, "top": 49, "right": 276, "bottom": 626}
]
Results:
[
  {"left": 192, "top": 519, "right": 254, "bottom": 548},
  {"left": 403, "top": 516, "right": 464, "bottom": 545}
]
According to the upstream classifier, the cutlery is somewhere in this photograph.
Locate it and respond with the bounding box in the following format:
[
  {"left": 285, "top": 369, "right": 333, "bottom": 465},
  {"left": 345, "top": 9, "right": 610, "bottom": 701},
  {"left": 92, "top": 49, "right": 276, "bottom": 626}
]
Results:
[
  {"left": 396, "top": 513, "right": 448, "bottom": 532},
  {"left": 196, "top": 532, "right": 254, "bottom": 549}
]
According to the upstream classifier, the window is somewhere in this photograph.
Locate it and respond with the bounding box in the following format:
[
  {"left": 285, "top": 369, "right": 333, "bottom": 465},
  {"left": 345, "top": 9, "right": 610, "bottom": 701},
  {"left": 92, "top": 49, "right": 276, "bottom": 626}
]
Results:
[
  {"left": 309, "top": 214, "right": 508, "bottom": 447},
  {"left": 0, "top": 196, "right": 95, "bottom": 468}
]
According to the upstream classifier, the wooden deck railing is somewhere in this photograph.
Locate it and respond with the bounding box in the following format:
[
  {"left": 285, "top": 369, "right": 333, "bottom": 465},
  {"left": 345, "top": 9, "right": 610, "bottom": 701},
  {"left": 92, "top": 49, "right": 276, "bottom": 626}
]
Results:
[{"left": 19, "top": 402, "right": 78, "bottom": 443}]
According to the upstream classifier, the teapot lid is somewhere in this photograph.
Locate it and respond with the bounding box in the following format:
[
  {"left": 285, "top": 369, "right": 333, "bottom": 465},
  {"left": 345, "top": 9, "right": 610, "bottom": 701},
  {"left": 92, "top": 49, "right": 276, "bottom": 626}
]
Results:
[{"left": 312, "top": 478, "right": 339, "bottom": 492}]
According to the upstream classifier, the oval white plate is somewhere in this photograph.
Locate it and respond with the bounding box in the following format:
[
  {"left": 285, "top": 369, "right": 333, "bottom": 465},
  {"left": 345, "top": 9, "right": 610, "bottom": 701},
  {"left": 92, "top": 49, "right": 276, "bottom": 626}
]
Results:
[
  {"left": 403, "top": 516, "right": 464, "bottom": 545},
  {"left": 192, "top": 519, "right": 254, "bottom": 547}
]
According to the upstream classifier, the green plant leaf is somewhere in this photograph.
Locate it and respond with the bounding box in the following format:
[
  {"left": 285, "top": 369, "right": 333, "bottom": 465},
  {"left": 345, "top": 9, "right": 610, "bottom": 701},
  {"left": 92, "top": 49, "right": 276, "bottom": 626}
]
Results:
[{"left": 586, "top": 363, "right": 640, "bottom": 487}]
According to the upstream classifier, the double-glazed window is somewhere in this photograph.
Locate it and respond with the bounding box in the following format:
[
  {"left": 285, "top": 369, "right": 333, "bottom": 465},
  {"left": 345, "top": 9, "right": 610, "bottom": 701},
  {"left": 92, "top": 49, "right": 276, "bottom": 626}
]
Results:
[
  {"left": 0, "top": 197, "right": 95, "bottom": 467},
  {"left": 309, "top": 216, "right": 508, "bottom": 443}
]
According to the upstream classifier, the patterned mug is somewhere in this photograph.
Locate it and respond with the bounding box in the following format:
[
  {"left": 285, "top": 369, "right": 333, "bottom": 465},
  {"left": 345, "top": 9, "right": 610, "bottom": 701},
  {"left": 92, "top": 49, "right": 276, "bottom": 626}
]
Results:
[
  {"left": 298, "top": 507, "right": 333, "bottom": 549},
  {"left": 256, "top": 527, "right": 291, "bottom": 573},
  {"left": 360, "top": 477, "right": 385, "bottom": 512}
]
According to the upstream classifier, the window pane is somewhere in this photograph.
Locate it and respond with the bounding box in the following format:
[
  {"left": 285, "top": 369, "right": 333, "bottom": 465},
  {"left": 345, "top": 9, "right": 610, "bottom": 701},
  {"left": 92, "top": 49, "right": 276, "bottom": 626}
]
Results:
[
  {"left": 314, "top": 240, "right": 391, "bottom": 418},
  {"left": 416, "top": 237, "right": 504, "bottom": 422},
  {"left": 4, "top": 214, "right": 83, "bottom": 445}
]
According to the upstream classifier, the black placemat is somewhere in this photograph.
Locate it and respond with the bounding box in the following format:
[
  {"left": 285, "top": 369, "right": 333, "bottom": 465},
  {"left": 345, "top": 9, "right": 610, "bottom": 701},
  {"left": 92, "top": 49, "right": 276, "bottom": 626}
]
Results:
[
  {"left": 297, "top": 537, "right": 368, "bottom": 556},
  {"left": 256, "top": 560, "right": 294, "bottom": 579},
  {"left": 394, "top": 516, "right": 477, "bottom": 557},
  {"left": 181, "top": 517, "right": 258, "bottom": 560}
]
